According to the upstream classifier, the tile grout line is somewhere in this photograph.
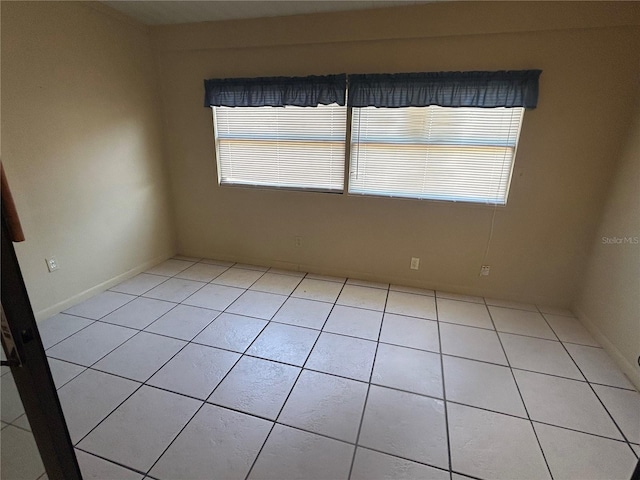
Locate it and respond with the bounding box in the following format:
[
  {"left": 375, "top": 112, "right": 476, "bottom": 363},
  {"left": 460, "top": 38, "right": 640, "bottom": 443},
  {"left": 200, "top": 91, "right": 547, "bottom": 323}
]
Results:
[
  {"left": 139, "top": 296, "right": 265, "bottom": 477},
  {"left": 61, "top": 293, "right": 609, "bottom": 351},
  {"left": 142, "top": 265, "right": 285, "bottom": 478},
  {"left": 109, "top": 270, "right": 177, "bottom": 295},
  {"left": 148, "top": 263, "right": 246, "bottom": 330},
  {"left": 71, "top": 329, "right": 196, "bottom": 449},
  {"left": 143, "top": 265, "right": 323, "bottom": 478},
  {"left": 144, "top": 307, "right": 223, "bottom": 344},
  {"left": 58, "top": 350, "right": 638, "bottom": 451},
  {"left": 40, "top": 319, "right": 99, "bottom": 353},
  {"left": 140, "top": 349, "right": 246, "bottom": 477},
  {"left": 357, "top": 445, "right": 454, "bottom": 477},
  {"left": 48, "top": 287, "right": 634, "bottom": 457},
  {"left": 483, "top": 298, "right": 555, "bottom": 480},
  {"left": 57, "top": 313, "right": 571, "bottom": 373},
  {"left": 346, "top": 287, "right": 390, "bottom": 480},
  {"left": 100, "top": 298, "right": 184, "bottom": 333},
  {"left": 62, "top": 303, "right": 611, "bottom": 351},
  {"left": 177, "top": 264, "right": 297, "bottom": 312},
  {"left": 584, "top": 381, "right": 640, "bottom": 393},
  {"left": 66, "top": 264, "right": 232, "bottom": 456},
  {"left": 243, "top": 277, "right": 350, "bottom": 480},
  {"left": 535, "top": 305, "right": 639, "bottom": 458},
  {"left": 51, "top": 283, "right": 176, "bottom": 351},
  {"left": 47, "top": 319, "right": 632, "bottom": 450},
  {"left": 434, "top": 293, "right": 454, "bottom": 480},
  {"left": 529, "top": 419, "right": 637, "bottom": 446},
  {"left": 74, "top": 446, "right": 148, "bottom": 478},
  {"left": 65, "top": 290, "right": 139, "bottom": 321},
  {"left": 42, "top": 259, "right": 636, "bottom": 477},
  {"left": 4, "top": 418, "right": 36, "bottom": 435},
  {"left": 174, "top": 266, "right": 236, "bottom": 284},
  {"left": 44, "top": 263, "right": 348, "bottom": 476},
  {"left": 53, "top": 267, "right": 335, "bottom": 383},
  {"left": 141, "top": 259, "right": 268, "bottom": 309}
]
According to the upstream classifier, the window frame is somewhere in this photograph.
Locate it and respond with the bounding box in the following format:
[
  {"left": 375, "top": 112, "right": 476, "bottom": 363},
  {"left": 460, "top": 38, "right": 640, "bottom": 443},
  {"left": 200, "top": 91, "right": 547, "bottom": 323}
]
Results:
[
  {"left": 207, "top": 70, "right": 540, "bottom": 205},
  {"left": 212, "top": 103, "right": 348, "bottom": 194},
  {"left": 211, "top": 104, "right": 526, "bottom": 206},
  {"left": 346, "top": 105, "right": 525, "bottom": 206}
]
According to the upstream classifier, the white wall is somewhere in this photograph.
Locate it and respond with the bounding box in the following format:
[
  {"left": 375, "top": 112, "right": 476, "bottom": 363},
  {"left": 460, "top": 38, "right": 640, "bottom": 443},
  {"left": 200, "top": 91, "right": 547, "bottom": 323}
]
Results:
[
  {"left": 2, "top": 0, "right": 639, "bottom": 345},
  {"left": 1, "top": 2, "right": 176, "bottom": 319},
  {"left": 575, "top": 97, "right": 640, "bottom": 388},
  {"left": 153, "top": 2, "right": 640, "bottom": 307}
]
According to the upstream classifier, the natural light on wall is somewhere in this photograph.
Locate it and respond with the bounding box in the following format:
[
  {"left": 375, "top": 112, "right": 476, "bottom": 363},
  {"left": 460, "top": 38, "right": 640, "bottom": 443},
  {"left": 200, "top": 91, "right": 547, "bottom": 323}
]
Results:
[
  {"left": 349, "top": 106, "right": 524, "bottom": 205},
  {"left": 214, "top": 104, "right": 346, "bottom": 191}
]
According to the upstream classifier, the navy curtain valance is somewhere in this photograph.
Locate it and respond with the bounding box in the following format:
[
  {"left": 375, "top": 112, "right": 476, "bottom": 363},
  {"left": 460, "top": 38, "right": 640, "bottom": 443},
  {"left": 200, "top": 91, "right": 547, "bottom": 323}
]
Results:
[
  {"left": 204, "top": 74, "right": 347, "bottom": 107},
  {"left": 347, "top": 70, "right": 541, "bottom": 109},
  {"left": 204, "top": 70, "right": 541, "bottom": 109}
]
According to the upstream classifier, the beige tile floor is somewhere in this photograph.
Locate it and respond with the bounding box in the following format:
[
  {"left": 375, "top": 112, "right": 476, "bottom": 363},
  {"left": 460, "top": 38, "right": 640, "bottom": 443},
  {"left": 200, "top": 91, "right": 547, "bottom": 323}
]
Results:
[{"left": 2, "top": 256, "right": 638, "bottom": 479}]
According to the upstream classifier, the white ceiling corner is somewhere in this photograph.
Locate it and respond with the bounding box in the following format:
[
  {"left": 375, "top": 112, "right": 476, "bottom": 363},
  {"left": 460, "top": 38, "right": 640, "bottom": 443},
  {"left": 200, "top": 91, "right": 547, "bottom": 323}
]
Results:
[{"left": 101, "top": 1, "right": 432, "bottom": 25}]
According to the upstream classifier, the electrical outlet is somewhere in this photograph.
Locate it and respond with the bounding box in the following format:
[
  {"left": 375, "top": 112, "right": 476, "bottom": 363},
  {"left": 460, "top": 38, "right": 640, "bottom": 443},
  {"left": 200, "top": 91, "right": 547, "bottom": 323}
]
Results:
[
  {"left": 46, "top": 256, "right": 59, "bottom": 272},
  {"left": 294, "top": 236, "right": 302, "bottom": 247},
  {"left": 480, "top": 265, "right": 490, "bottom": 276},
  {"left": 410, "top": 257, "right": 420, "bottom": 270}
]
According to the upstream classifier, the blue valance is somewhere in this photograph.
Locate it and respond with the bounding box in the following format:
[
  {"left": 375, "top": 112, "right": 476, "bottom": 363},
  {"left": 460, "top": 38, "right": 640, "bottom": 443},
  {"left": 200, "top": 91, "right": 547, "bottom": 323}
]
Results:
[
  {"left": 204, "top": 74, "right": 347, "bottom": 107},
  {"left": 348, "top": 70, "right": 541, "bottom": 109}
]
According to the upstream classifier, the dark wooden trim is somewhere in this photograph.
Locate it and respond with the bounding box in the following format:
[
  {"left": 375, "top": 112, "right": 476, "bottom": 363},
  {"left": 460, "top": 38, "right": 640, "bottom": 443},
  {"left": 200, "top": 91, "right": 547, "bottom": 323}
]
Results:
[
  {"left": 1, "top": 215, "right": 82, "bottom": 480},
  {"left": 1, "top": 163, "right": 25, "bottom": 242}
]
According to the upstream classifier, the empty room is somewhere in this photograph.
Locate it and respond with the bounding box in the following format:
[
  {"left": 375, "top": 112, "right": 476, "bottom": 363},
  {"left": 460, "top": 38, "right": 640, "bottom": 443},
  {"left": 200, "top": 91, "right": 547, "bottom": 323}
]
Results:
[{"left": 1, "top": 1, "right": 639, "bottom": 479}]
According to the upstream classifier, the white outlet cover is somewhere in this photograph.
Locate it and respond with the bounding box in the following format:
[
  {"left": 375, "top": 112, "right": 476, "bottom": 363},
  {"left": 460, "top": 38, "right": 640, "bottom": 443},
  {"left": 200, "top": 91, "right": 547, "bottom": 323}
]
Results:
[
  {"left": 46, "top": 256, "right": 59, "bottom": 272},
  {"left": 410, "top": 257, "right": 420, "bottom": 270}
]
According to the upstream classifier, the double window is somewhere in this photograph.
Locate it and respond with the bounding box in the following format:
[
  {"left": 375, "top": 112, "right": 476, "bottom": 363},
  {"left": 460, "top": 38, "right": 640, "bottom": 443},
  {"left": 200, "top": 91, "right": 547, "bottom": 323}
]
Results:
[{"left": 205, "top": 70, "right": 540, "bottom": 205}]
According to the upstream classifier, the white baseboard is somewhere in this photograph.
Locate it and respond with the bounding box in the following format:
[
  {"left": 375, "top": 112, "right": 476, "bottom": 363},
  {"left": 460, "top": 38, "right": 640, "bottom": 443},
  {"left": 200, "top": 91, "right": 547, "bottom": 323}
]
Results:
[
  {"left": 574, "top": 306, "right": 640, "bottom": 391},
  {"left": 33, "top": 251, "right": 175, "bottom": 322}
]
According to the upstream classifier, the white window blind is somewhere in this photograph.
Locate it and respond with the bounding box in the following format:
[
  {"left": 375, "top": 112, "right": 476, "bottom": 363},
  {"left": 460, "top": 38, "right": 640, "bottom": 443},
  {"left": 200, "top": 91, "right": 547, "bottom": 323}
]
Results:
[
  {"left": 213, "top": 104, "right": 346, "bottom": 191},
  {"left": 349, "top": 106, "right": 524, "bottom": 204}
]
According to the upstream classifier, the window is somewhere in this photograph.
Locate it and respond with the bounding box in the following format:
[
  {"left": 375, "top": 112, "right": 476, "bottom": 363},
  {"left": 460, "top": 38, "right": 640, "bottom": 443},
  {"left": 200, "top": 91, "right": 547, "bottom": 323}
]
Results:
[
  {"left": 204, "top": 74, "right": 347, "bottom": 192},
  {"left": 349, "top": 106, "right": 524, "bottom": 204},
  {"left": 204, "top": 70, "right": 540, "bottom": 204},
  {"left": 214, "top": 104, "right": 346, "bottom": 191}
]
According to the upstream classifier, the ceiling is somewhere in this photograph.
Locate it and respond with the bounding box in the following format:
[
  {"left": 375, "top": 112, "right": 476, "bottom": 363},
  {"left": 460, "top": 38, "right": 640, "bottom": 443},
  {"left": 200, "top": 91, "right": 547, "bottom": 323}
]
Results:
[{"left": 102, "top": 1, "right": 430, "bottom": 25}]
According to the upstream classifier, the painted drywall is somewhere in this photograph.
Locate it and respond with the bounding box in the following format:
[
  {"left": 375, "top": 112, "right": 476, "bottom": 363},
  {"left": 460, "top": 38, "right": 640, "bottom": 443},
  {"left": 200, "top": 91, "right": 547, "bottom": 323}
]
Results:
[
  {"left": 574, "top": 98, "right": 640, "bottom": 388},
  {"left": 1, "top": 2, "right": 176, "bottom": 319},
  {"left": 152, "top": 2, "right": 640, "bottom": 307}
]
